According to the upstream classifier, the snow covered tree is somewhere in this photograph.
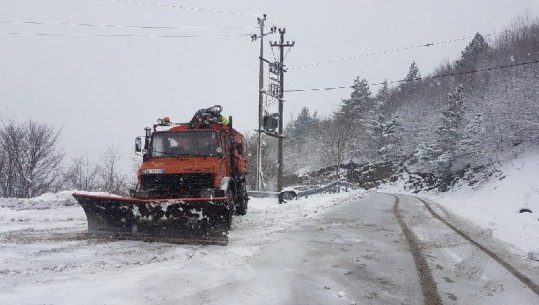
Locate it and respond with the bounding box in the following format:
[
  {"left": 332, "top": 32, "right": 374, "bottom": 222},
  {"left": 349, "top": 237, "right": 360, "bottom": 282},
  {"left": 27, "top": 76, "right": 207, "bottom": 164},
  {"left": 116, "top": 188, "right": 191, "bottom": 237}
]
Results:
[
  {"left": 287, "top": 107, "right": 319, "bottom": 147},
  {"left": 455, "top": 33, "right": 490, "bottom": 71},
  {"left": 244, "top": 132, "right": 263, "bottom": 190},
  {"left": 457, "top": 112, "right": 486, "bottom": 169},
  {"left": 375, "top": 80, "right": 390, "bottom": 112},
  {"left": 260, "top": 136, "right": 279, "bottom": 190},
  {"left": 361, "top": 81, "right": 391, "bottom": 161},
  {"left": 404, "top": 61, "right": 421, "bottom": 82},
  {"left": 0, "top": 148, "right": 4, "bottom": 194},
  {"left": 63, "top": 154, "right": 99, "bottom": 191},
  {"left": 399, "top": 61, "right": 424, "bottom": 107},
  {"left": 379, "top": 115, "right": 404, "bottom": 161},
  {"left": 0, "top": 118, "right": 64, "bottom": 198},
  {"left": 284, "top": 107, "right": 322, "bottom": 176},
  {"left": 97, "top": 146, "right": 127, "bottom": 195},
  {"left": 319, "top": 112, "right": 355, "bottom": 182},
  {"left": 339, "top": 77, "right": 375, "bottom": 160},
  {"left": 340, "top": 77, "right": 373, "bottom": 116},
  {"left": 0, "top": 119, "right": 24, "bottom": 197},
  {"left": 18, "top": 120, "right": 65, "bottom": 198},
  {"left": 435, "top": 85, "right": 466, "bottom": 179}
]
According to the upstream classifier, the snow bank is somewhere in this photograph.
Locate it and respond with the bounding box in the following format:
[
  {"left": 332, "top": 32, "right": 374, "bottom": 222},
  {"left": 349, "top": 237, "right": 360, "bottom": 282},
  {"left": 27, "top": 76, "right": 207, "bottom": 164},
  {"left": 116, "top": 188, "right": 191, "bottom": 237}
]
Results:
[
  {"left": 0, "top": 191, "right": 88, "bottom": 234},
  {"left": 0, "top": 191, "right": 111, "bottom": 210}
]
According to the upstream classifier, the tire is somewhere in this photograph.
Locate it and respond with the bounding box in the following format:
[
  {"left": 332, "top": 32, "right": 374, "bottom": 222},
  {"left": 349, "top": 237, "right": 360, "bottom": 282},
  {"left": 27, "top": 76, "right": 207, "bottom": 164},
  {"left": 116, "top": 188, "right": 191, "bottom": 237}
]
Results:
[
  {"left": 236, "top": 193, "right": 249, "bottom": 216},
  {"left": 278, "top": 191, "right": 297, "bottom": 204},
  {"left": 235, "top": 200, "right": 248, "bottom": 216},
  {"left": 234, "top": 187, "right": 248, "bottom": 216},
  {"left": 225, "top": 189, "right": 234, "bottom": 228}
]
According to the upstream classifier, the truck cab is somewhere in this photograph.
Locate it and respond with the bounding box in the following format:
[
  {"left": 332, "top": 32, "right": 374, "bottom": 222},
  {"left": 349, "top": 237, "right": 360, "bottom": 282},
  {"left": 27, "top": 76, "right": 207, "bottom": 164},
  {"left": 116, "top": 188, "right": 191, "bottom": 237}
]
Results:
[{"left": 132, "top": 106, "right": 249, "bottom": 215}]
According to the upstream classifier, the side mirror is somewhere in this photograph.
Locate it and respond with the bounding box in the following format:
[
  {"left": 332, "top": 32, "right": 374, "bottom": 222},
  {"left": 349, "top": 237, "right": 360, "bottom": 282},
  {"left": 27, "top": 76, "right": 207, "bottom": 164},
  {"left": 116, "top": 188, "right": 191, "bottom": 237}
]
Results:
[{"left": 135, "top": 137, "right": 142, "bottom": 152}]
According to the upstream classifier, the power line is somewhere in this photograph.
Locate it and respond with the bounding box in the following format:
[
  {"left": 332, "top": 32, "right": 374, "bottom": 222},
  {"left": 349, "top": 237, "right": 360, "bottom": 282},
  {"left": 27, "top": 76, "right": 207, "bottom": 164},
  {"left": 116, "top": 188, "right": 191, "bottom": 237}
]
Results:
[
  {"left": 0, "top": 19, "right": 258, "bottom": 30},
  {"left": 285, "top": 59, "right": 539, "bottom": 92},
  {"left": 112, "top": 0, "right": 260, "bottom": 18},
  {"left": 0, "top": 31, "right": 252, "bottom": 38},
  {"left": 289, "top": 30, "right": 511, "bottom": 70}
]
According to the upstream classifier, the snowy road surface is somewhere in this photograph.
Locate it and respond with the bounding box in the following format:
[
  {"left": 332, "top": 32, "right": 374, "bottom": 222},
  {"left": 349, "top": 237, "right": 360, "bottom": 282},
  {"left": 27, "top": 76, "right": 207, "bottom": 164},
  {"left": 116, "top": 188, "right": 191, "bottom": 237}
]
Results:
[{"left": 1, "top": 191, "right": 539, "bottom": 304}]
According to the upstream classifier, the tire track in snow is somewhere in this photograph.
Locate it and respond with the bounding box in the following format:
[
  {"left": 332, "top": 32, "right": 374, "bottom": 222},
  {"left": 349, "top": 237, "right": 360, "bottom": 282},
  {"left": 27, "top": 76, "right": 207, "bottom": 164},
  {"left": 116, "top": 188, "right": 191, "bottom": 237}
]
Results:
[
  {"left": 391, "top": 195, "right": 444, "bottom": 305},
  {"left": 415, "top": 196, "right": 539, "bottom": 297}
]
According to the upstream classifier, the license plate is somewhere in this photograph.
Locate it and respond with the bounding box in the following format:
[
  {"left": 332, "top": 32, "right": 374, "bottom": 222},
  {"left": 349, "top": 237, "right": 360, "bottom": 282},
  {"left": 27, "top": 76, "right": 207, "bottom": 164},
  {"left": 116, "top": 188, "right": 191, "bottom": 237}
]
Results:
[{"left": 143, "top": 169, "right": 165, "bottom": 174}]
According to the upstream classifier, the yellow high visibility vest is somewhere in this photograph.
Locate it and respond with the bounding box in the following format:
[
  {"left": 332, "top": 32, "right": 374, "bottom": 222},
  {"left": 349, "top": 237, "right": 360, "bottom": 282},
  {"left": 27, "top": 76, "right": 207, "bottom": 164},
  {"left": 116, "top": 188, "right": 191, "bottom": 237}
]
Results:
[{"left": 222, "top": 116, "right": 229, "bottom": 126}]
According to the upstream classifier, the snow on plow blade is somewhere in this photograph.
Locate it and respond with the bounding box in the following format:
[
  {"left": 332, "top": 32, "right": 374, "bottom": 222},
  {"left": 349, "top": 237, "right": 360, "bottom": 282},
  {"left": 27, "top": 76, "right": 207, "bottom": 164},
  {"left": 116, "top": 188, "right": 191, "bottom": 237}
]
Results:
[{"left": 72, "top": 193, "right": 231, "bottom": 245}]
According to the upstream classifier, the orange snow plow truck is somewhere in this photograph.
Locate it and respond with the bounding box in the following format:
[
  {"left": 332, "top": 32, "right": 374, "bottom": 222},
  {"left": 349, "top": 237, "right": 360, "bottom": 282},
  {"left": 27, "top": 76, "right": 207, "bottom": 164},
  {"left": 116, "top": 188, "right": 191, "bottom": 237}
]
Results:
[{"left": 72, "top": 105, "right": 249, "bottom": 245}]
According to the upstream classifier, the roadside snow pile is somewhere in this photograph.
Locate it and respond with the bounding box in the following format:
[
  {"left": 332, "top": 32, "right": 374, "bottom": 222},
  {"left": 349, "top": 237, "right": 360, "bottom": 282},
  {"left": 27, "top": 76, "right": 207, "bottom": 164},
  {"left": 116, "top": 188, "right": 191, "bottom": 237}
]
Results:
[
  {"left": 391, "top": 146, "right": 539, "bottom": 258},
  {"left": 0, "top": 191, "right": 109, "bottom": 210},
  {"left": 231, "top": 189, "right": 365, "bottom": 243},
  {"left": 0, "top": 191, "right": 88, "bottom": 235}
]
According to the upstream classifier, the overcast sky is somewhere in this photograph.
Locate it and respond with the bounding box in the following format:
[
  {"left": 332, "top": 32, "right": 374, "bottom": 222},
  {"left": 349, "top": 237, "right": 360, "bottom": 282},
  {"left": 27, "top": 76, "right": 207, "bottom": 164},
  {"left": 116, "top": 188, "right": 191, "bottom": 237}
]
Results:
[{"left": 1, "top": 0, "right": 538, "bottom": 171}]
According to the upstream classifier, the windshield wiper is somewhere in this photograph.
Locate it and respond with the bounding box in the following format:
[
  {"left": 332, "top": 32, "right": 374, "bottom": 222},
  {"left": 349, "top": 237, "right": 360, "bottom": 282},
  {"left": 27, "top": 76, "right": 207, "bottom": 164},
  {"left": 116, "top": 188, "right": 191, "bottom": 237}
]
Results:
[
  {"left": 152, "top": 150, "right": 175, "bottom": 157},
  {"left": 152, "top": 150, "right": 200, "bottom": 158},
  {"left": 174, "top": 153, "right": 198, "bottom": 157}
]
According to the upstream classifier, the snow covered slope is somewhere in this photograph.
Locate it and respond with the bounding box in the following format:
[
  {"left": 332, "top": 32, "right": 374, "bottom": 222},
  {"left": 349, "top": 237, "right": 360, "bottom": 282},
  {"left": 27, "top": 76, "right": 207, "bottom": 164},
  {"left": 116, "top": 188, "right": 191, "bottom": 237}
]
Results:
[{"left": 382, "top": 145, "right": 539, "bottom": 258}]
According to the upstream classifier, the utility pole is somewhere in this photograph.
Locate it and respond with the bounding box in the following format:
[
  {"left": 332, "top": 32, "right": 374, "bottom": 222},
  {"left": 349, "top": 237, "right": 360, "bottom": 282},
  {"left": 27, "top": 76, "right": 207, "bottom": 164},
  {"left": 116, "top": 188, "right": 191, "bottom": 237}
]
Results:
[
  {"left": 256, "top": 15, "right": 266, "bottom": 191},
  {"left": 252, "top": 15, "right": 276, "bottom": 191},
  {"left": 270, "top": 28, "right": 295, "bottom": 191}
]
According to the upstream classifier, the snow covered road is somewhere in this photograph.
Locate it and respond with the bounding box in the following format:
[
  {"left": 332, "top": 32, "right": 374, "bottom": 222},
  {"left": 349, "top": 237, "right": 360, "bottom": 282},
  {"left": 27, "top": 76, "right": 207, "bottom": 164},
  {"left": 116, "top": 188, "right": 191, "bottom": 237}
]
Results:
[
  {"left": 393, "top": 194, "right": 539, "bottom": 305},
  {"left": 1, "top": 191, "right": 538, "bottom": 304}
]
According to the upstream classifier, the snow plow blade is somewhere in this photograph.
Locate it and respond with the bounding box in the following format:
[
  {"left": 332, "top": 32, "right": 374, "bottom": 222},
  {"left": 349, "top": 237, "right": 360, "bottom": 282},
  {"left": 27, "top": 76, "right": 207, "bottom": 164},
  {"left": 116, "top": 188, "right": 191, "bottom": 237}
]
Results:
[{"left": 72, "top": 193, "right": 232, "bottom": 245}]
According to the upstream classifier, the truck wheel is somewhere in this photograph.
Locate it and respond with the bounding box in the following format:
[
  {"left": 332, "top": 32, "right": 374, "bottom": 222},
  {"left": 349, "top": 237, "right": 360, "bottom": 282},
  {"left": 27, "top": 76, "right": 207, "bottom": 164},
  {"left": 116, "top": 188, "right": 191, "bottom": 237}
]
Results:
[
  {"left": 235, "top": 200, "right": 247, "bottom": 216},
  {"left": 234, "top": 185, "right": 248, "bottom": 216},
  {"left": 225, "top": 189, "right": 234, "bottom": 228},
  {"left": 225, "top": 209, "right": 233, "bottom": 229}
]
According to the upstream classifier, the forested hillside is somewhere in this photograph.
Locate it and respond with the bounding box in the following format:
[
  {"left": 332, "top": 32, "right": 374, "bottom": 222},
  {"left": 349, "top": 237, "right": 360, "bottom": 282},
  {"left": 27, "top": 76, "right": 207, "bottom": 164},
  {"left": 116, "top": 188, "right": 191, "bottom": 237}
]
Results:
[
  {"left": 2, "top": 19, "right": 537, "bottom": 196},
  {"left": 249, "top": 17, "right": 539, "bottom": 191}
]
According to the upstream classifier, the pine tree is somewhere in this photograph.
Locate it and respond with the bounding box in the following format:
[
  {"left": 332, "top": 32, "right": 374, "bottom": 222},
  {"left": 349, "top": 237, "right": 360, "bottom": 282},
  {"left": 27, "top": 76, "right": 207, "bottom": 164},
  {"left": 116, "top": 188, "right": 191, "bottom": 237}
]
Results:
[
  {"left": 338, "top": 77, "right": 376, "bottom": 161},
  {"left": 404, "top": 61, "right": 421, "bottom": 82},
  {"left": 284, "top": 107, "right": 321, "bottom": 176},
  {"left": 340, "top": 77, "right": 372, "bottom": 116},
  {"left": 457, "top": 112, "right": 486, "bottom": 169},
  {"left": 379, "top": 115, "right": 404, "bottom": 161},
  {"left": 289, "top": 107, "right": 318, "bottom": 145},
  {"left": 365, "top": 81, "right": 391, "bottom": 160},
  {"left": 435, "top": 85, "right": 466, "bottom": 179},
  {"left": 376, "top": 80, "right": 390, "bottom": 111},
  {"left": 455, "top": 33, "right": 490, "bottom": 71}
]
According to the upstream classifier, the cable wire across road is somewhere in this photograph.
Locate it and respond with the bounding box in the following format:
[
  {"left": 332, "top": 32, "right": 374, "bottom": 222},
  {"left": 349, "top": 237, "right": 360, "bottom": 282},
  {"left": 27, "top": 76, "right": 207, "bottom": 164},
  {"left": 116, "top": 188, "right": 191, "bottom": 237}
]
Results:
[
  {"left": 285, "top": 59, "right": 539, "bottom": 92},
  {"left": 111, "top": 0, "right": 261, "bottom": 18},
  {"left": 0, "top": 20, "right": 258, "bottom": 30},
  {"left": 0, "top": 31, "right": 252, "bottom": 38},
  {"left": 289, "top": 30, "right": 512, "bottom": 70}
]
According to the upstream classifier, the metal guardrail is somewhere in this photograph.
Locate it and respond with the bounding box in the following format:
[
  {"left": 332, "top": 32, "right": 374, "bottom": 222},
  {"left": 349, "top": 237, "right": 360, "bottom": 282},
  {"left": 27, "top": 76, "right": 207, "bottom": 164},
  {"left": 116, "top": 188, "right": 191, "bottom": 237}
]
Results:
[
  {"left": 247, "top": 181, "right": 358, "bottom": 203},
  {"left": 246, "top": 190, "right": 280, "bottom": 199},
  {"left": 295, "top": 181, "right": 356, "bottom": 197}
]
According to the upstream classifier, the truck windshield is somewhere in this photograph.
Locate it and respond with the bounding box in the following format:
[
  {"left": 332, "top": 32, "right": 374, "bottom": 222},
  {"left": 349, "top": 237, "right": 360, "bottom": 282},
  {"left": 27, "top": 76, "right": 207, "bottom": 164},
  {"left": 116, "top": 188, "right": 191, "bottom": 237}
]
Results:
[{"left": 151, "top": 131, "right": 219, "bottom": 157}]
